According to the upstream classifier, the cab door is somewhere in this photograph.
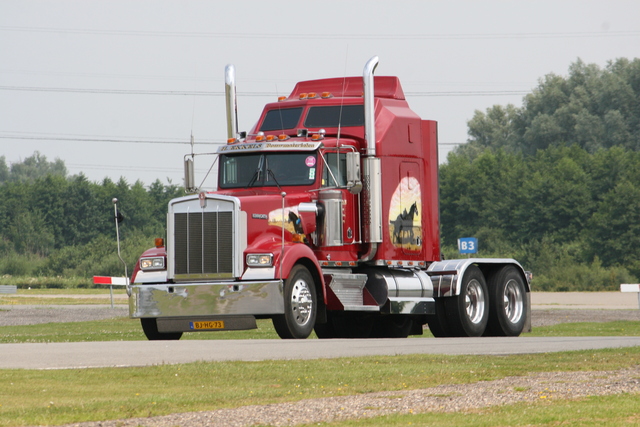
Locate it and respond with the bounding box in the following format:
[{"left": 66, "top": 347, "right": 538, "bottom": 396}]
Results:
[{"left": 320, "top": 149, "right": 359, "bottom": 247}]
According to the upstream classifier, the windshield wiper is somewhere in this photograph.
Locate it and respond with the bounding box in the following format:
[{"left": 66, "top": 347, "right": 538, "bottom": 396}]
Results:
[
  {"left": 267, "top": 168, "right": 283, "bottom": 191},
  {"left": 246, "top": 156, "right": 265, "bottom": 188},
  {"left": 246, "top": 169, "right": 261, "bottom": 188}
]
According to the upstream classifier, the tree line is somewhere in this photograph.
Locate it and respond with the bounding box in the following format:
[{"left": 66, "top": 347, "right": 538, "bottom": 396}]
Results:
[
  {"left": 441, "top": 57, "right": 640, "bottom": 290},
  {"left": 0, "top": 153, "right": 182, "bottom": 285}
]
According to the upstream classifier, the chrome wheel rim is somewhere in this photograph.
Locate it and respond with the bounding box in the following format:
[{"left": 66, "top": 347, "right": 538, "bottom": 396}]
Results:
[
  {"left": 291, "top": 278, "right": 313, "bottom": 326},
  {"left": 464, "top": 279, "right": 485, "bottom": 324},
  {"left": 503, "top": 279, "right": 524, "bottom": 323}
]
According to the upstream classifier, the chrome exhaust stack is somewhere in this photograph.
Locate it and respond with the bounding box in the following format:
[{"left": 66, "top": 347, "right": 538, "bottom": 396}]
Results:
[
  {"left": 363, "top": 56, "right": 378, "bottom": 157},
  {"left": 225, "top": 64, "right": 238, "bottom": 140},
  {"left": 360, "top": 56, "right": 383, "bottom": 261}
]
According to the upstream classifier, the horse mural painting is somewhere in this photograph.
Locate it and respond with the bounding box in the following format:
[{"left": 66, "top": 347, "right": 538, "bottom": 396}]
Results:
[{"left": 391, "top": 201, "right": 419, "bottom": 244}]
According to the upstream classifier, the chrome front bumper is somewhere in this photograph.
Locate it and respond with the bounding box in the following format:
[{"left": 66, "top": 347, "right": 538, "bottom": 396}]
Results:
[{"left": 129, "top": 280, "right": 284, "bottom": 318}]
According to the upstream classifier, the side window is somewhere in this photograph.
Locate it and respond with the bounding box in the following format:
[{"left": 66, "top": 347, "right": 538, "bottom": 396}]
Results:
[
  {"left": 223, "top": 157, "right": 238, "bottom": 184},
  {"left": 322, "top": 152, "right": 347, "bottom": 187}
]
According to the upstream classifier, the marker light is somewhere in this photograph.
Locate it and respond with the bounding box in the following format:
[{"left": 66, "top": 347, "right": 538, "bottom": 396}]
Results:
[
  {"left": 321, "top": 92, "right": 333, "bottom": 99},
  {"left": 278, "top": 96, "right": 287, "bottom": 102},
  {"left": 266, "top": 135, "right": 276, "bottom": 141},
  {"left": 307, "top": 92, "right": 318, "bottom": 99},
  {"left": 278, "top": 134, "right": 289, "bottom": 141},
  {"left": 299, "top": 93, "right": 308, "bottom": 99}
]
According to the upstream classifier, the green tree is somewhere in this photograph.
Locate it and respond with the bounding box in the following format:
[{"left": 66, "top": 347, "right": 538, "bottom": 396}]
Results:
[
  {"left": 584, "top": 179, "right": 640, "bottom": 274},
  {"left": 7, "top": 151, "right": 67, "bottom": 182},
  {"left": 0, "top": 156, "right": 9, "bottom": 183},
  {"left": 517, "top": 146, "right": 592, "bottom": 243},
  {"left": 460, "top": 58, "right": 640, "bottom": 158},
  {"left": 460, "top": 104, "right": 520, "bottom": 158}
]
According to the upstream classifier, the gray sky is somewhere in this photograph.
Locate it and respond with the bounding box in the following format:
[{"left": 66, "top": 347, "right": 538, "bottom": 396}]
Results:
[{"left": 1, "top": 0, "right": 639, "bottom": 187}]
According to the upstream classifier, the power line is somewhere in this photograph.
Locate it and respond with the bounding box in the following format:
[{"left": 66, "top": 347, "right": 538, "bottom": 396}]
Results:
[
  {"left": 0, "top": 132, "right": 464, "bottom": 146},
  {"left": 0, "top": 134, "right": 225, "bottom": 145},
  {"left": 0, "top": 85, "right": 529, "bottom": 97},
  {"left": 1, "top": 25, "right": 639, "bottom": 40}
]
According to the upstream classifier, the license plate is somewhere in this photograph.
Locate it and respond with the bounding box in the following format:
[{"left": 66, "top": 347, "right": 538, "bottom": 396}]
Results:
[{"left": 190, "top": 320, "right": 225, "bottom": 330}]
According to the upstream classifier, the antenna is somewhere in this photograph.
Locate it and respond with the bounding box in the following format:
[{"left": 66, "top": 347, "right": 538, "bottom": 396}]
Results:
[{"left": 336, "top": 45, "right": 350, "bottom": 143}]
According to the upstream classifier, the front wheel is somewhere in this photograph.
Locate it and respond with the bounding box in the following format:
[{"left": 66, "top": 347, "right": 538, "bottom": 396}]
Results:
[
  {"left": 273, "top": 265, "right": 317, "bottom": 339},
  {"left": 485, "top": 266, "right": 527, "bottom": 336},
  {"left": 140, "top": 318, "right": 183, "bottom": 341},
  {"left": 445, "top": 265, "right": 489, "bottom": 337}
]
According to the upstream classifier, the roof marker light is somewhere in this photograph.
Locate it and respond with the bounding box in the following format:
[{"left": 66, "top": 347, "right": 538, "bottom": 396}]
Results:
[
  {"left": 278, "top": 134, "right": 289, "bottom": 141},
  {"left": 266, "top": 135, "right": 276, "bottom": 142},
  {"left": 299, "top": 93, "right": 308, "bottom": 99},
  {"left": 308, "top": 92, "right": 318, "bottom": 99},
  {"left": 278, "top": 96, "right": 287, "bottom": 102},
  {"left": 321, "top": 92, "right": 333, "bottom": 99}
]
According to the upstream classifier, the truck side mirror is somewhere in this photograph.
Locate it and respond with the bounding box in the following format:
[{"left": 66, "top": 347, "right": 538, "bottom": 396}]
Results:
[{"left": 346, "top": 152, "right": 362, "bottom": 194}]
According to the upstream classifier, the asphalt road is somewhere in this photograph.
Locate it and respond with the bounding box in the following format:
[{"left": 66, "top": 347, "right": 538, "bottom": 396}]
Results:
[
  {"left": 1, "top": 292, "right": 639, "bottom": 370},
  {"left": 2, "top": 336, "right": 640, "bottom": 370}
]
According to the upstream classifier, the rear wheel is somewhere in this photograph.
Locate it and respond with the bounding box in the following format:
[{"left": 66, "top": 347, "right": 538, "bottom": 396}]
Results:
[
  {"left": 273, "top": 265, "right": 317, "bottom": 339},
  {"left": 426, "top": 298, "right": 452, "bottom": 337},
  {"left": 445, "top": 265, "right": 489, "bottom": 337},
  {"left": 140, "top": 318, "right": 183, "bottom": 341},
  {"left": 486, "top": 266, "right": 527, "bottom": 336}
]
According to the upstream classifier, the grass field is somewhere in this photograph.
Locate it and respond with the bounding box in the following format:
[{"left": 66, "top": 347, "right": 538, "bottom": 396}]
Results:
[
  {"left": 0, "top": 291, "right": 639, "bottom": 426},
  {"left": 0, "top": 345, "right": 638, "bottom": 426},
  {"left": 2, "top": 315, "right": 640, "bottom": 344}
]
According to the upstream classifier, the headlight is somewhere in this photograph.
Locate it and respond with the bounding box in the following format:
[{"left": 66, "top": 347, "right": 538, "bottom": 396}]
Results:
[
  {"left": 246, "top": 254, "right": 273, "bottom": 267},
  {"left": 140, "top": 257, "right": 165, "bottom": 270}
]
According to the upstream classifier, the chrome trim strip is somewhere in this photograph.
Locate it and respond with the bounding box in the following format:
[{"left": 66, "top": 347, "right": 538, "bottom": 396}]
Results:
[
  {"left": 133, "top": 270, "right": 168, "bottom": 284},
  {"left": 388, "top": 297, "right": 435, "bottom": 315}
]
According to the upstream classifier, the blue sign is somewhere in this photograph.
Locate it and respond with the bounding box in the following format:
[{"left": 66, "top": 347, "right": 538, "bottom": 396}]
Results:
[{"left": 458, "top": 237, "right": 478, "bottom": 254}]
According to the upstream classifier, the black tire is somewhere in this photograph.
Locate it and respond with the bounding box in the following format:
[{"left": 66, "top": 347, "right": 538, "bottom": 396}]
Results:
[
  {"left": 485, "top": 266, "right": 527, "bottom": 336},
  {"left": 426, "top": 298, "right": 452, "bottom": 337},
  {"left": 330, "top": 312, "right": 374, "bottom": 338},
  {"left": 314, "top": 317, "right": 338, "bottom": 338},
  {"left": 371, "top": 315, "right": 413, "bottom": 338},
  {"left": 273, "top": 265, "right": 317, "bottom": 339},
  {"left": 444, "top": 265, "right": 489, "bottom": 337},
  {"left": 140, "top": 318, "right": 183, "bottom": 341},
  {"left": 315, "top": 312, "right": 374, "bottom": 338}
]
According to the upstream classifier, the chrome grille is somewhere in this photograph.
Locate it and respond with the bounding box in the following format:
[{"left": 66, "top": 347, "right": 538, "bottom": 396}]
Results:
[{"left": 174, "top": 211, "right": 233, "bottom": 278}]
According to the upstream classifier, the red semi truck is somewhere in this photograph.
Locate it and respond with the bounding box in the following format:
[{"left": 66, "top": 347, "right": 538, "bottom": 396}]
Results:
[{"left": 128, "top": 56, "right": 531, "bottom": 340}]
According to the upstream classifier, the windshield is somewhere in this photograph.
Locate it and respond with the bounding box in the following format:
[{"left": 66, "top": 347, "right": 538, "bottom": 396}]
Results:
[
  {"left": 219, "top": 152, "right": 318, "bottom": 188},
  {"left": 304, "top": 105, "right": 364, "bottom": 128},
  {"left": 259, "top": 107, "right": 303, "bottom": 132}
]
